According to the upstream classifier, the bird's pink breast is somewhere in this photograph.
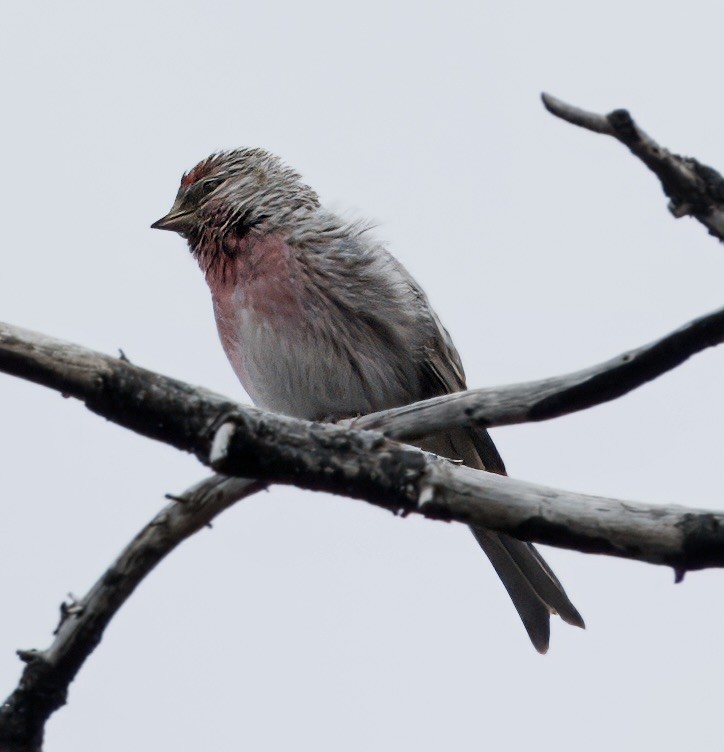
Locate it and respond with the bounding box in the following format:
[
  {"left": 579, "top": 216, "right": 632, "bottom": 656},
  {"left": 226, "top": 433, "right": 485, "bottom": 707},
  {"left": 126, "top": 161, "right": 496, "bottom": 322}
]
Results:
[
  {"left": 205, "top": 233, "right": 307, "bottom": 409},
  {"left": 200, "top": 230, "right": 428, "bottom": 420}
]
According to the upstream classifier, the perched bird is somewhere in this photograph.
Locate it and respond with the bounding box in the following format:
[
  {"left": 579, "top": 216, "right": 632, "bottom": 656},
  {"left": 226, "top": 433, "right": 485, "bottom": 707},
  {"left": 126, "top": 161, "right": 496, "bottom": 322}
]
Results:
[{"left": 152, "top": 148, "right": 584, "bottom": 651}]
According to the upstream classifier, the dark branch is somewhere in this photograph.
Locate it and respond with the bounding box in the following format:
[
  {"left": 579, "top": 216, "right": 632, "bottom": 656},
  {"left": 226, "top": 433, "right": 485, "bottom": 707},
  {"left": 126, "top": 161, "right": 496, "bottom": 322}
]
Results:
[
  {"left": 0, "top": 475, "right": 264, "bottom": 752},
  {"left": 542, "top": 92, "right": 724, "bottom": 241}
]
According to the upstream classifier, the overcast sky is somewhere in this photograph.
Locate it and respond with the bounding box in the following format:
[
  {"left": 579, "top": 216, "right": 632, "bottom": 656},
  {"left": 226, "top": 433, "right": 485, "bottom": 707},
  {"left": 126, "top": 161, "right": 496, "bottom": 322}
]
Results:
[{"left": 2, "top": 2, "right": 724, "bottom": 750}]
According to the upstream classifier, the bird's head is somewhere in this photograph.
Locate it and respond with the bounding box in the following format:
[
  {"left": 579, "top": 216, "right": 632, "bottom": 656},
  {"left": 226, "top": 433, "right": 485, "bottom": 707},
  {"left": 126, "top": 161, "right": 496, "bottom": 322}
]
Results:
[{"left": 152, "top": 148, "right": 320, "bottom": 247}]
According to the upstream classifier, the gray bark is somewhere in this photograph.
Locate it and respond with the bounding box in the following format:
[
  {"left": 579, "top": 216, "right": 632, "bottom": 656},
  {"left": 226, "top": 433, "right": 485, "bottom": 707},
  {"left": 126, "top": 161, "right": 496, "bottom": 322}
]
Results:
[
  {"left": 0, "top": 318, "right": 722, "bottom": 572},
  {"left": 354, "top": 304, "right": 724, "bottom": 439}
]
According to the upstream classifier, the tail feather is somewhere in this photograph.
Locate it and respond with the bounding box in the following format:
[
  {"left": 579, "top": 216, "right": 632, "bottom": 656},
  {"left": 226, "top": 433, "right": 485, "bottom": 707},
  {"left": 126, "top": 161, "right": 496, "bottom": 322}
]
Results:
[
  {"left": 472, "top": 528, "right": 551, "bottom": 653},
  {"left": 471, "top": 528, "right": 584, "bottom": 651},
  {"left": 520, "top": 540, "right": 585, "bottom": 628},
  {"left": 419, "top": 428, "right": 584, "bottom": 651}
]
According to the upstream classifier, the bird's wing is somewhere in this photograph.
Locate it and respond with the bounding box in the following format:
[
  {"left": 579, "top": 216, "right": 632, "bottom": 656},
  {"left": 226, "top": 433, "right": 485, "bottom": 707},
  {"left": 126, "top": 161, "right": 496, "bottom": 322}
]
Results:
[{"left": 408, "top": 280, "right": 584, "bottom": 651}]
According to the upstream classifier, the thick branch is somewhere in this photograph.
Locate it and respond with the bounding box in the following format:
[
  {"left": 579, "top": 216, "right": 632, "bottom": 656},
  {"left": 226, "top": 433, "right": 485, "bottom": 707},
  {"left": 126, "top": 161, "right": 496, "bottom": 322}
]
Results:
[
  {"left": 208, "top": 419, "right": 724, "bottom": 572},
  {"left": 0, "top": 324, "right": 238, "bottom": 459},
  {"left": 1, "top": 320, "right": 723, "bottom": 573},
  {"left": 0, "top": 474, "right": 265, "bottom": 752},
  {"left": 542, "top": 92, "right": 724, "bottom": 241}
]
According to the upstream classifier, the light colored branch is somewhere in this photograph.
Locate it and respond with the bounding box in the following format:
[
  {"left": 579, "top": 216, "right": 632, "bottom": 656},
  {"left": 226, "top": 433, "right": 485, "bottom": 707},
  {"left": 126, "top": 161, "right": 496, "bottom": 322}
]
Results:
[
  {"left": 209, "top": 418, "right": 724, "bottom": 572},
  {"left": 1, "top": 320, "right": 721, "bottom": 571},
  {"left": 3, "top": 304, "right": 724, "bottom": 450},
  {"left": 350, "top": 304, "right": 724, "bottom": 439},
  {"left": 542, "top": 92, "right": 724, "bottom": 241},
  {"left": 0, "top": 474, "right": 265, "bottom": 752}
]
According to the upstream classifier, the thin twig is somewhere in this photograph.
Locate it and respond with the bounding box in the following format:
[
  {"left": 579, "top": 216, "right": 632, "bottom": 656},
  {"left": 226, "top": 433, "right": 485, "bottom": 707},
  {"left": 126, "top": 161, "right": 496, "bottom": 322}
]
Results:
[
  {"left": 542, "top": 92, "right": 724, "bottom": 241},
  {"left": 354, "top": 304, "right": 724, "bottom": 439},
  {"left": 0, "top": 475, "right": 265, "bottom": 752}
]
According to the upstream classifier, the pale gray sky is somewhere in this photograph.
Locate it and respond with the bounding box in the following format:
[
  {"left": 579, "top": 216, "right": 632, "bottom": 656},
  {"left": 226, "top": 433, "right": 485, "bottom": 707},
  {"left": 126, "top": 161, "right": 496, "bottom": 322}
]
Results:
[{"left": 2, "top": 2, "right": 724, "bottom": 750}]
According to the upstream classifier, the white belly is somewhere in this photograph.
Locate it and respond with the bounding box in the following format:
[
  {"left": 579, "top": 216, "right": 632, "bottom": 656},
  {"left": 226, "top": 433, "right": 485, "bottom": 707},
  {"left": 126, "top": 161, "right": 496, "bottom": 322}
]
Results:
[{"left": 214, "top": 294, "right": 416, "bottom": 421}]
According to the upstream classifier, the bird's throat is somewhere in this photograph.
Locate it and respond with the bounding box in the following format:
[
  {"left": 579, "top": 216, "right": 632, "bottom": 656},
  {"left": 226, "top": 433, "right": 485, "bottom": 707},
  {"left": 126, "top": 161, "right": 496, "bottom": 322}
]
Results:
[{"left": 202, "top": 232, "right": 305, "bottom": 321}]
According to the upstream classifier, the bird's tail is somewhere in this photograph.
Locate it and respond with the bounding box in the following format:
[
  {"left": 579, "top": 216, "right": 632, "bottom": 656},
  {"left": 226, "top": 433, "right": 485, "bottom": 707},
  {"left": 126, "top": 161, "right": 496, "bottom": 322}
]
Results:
[
  {"left": 471, "top": 527, "right": 584, "bottom": 653},
  {"left": 420, "top": 427, "right": 584, "bottom": 652}
]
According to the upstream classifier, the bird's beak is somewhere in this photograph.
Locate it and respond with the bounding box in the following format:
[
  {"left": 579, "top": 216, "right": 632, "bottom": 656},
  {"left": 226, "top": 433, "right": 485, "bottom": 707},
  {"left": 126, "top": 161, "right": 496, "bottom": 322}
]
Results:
[{"left": 151, "top": 205, "right": 195, "bottom": 234}]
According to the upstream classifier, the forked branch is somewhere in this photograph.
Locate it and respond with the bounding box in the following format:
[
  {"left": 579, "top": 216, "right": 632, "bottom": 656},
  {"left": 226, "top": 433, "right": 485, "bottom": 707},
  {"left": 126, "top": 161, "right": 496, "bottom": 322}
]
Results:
[
  {"left": 0, "top": 302, "right": 723, "bottom": 750},
  {"left": 0, "top": 316, "right": 722, "bottom": 571},
  {"left": 3, "top": 94, "right": 724, "bottom": 752}
]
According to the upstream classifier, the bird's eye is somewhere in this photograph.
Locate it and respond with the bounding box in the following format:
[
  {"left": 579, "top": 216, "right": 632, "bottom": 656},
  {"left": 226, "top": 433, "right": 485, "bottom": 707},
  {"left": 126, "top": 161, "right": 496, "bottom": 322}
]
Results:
[{"left": 202, "top": 179, "right": 222, "bottom": 195}]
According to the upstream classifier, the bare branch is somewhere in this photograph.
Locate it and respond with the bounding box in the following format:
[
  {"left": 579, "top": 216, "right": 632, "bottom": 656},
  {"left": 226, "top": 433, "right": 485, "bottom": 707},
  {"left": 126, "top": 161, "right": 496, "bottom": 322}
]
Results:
[
  {"left": 0, "top": 474, "right": 265, "bottom": 752},
  {"left": 1, "top": 320, "right": 723, "bottom": 572},
  {"left": 208, "top": 418, "right": 724, "bottom": 572},
  {"left": 1, "top": 309, "right": 724, "bottom": 747},
  {"left": 3, "top": 305, "right": 724, "bottom": 450},
  {"left": 542, "top": 92, "right": 724, "bottom": 241},
  {"left": 351, "top": 304, "right": 724, "bottom": 439}
]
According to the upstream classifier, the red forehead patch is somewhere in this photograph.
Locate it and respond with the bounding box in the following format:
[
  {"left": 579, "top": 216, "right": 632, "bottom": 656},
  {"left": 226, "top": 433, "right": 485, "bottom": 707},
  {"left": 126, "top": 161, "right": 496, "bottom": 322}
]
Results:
[{"left": 181, "top": 157, "right": 216, "bottom": 188}]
